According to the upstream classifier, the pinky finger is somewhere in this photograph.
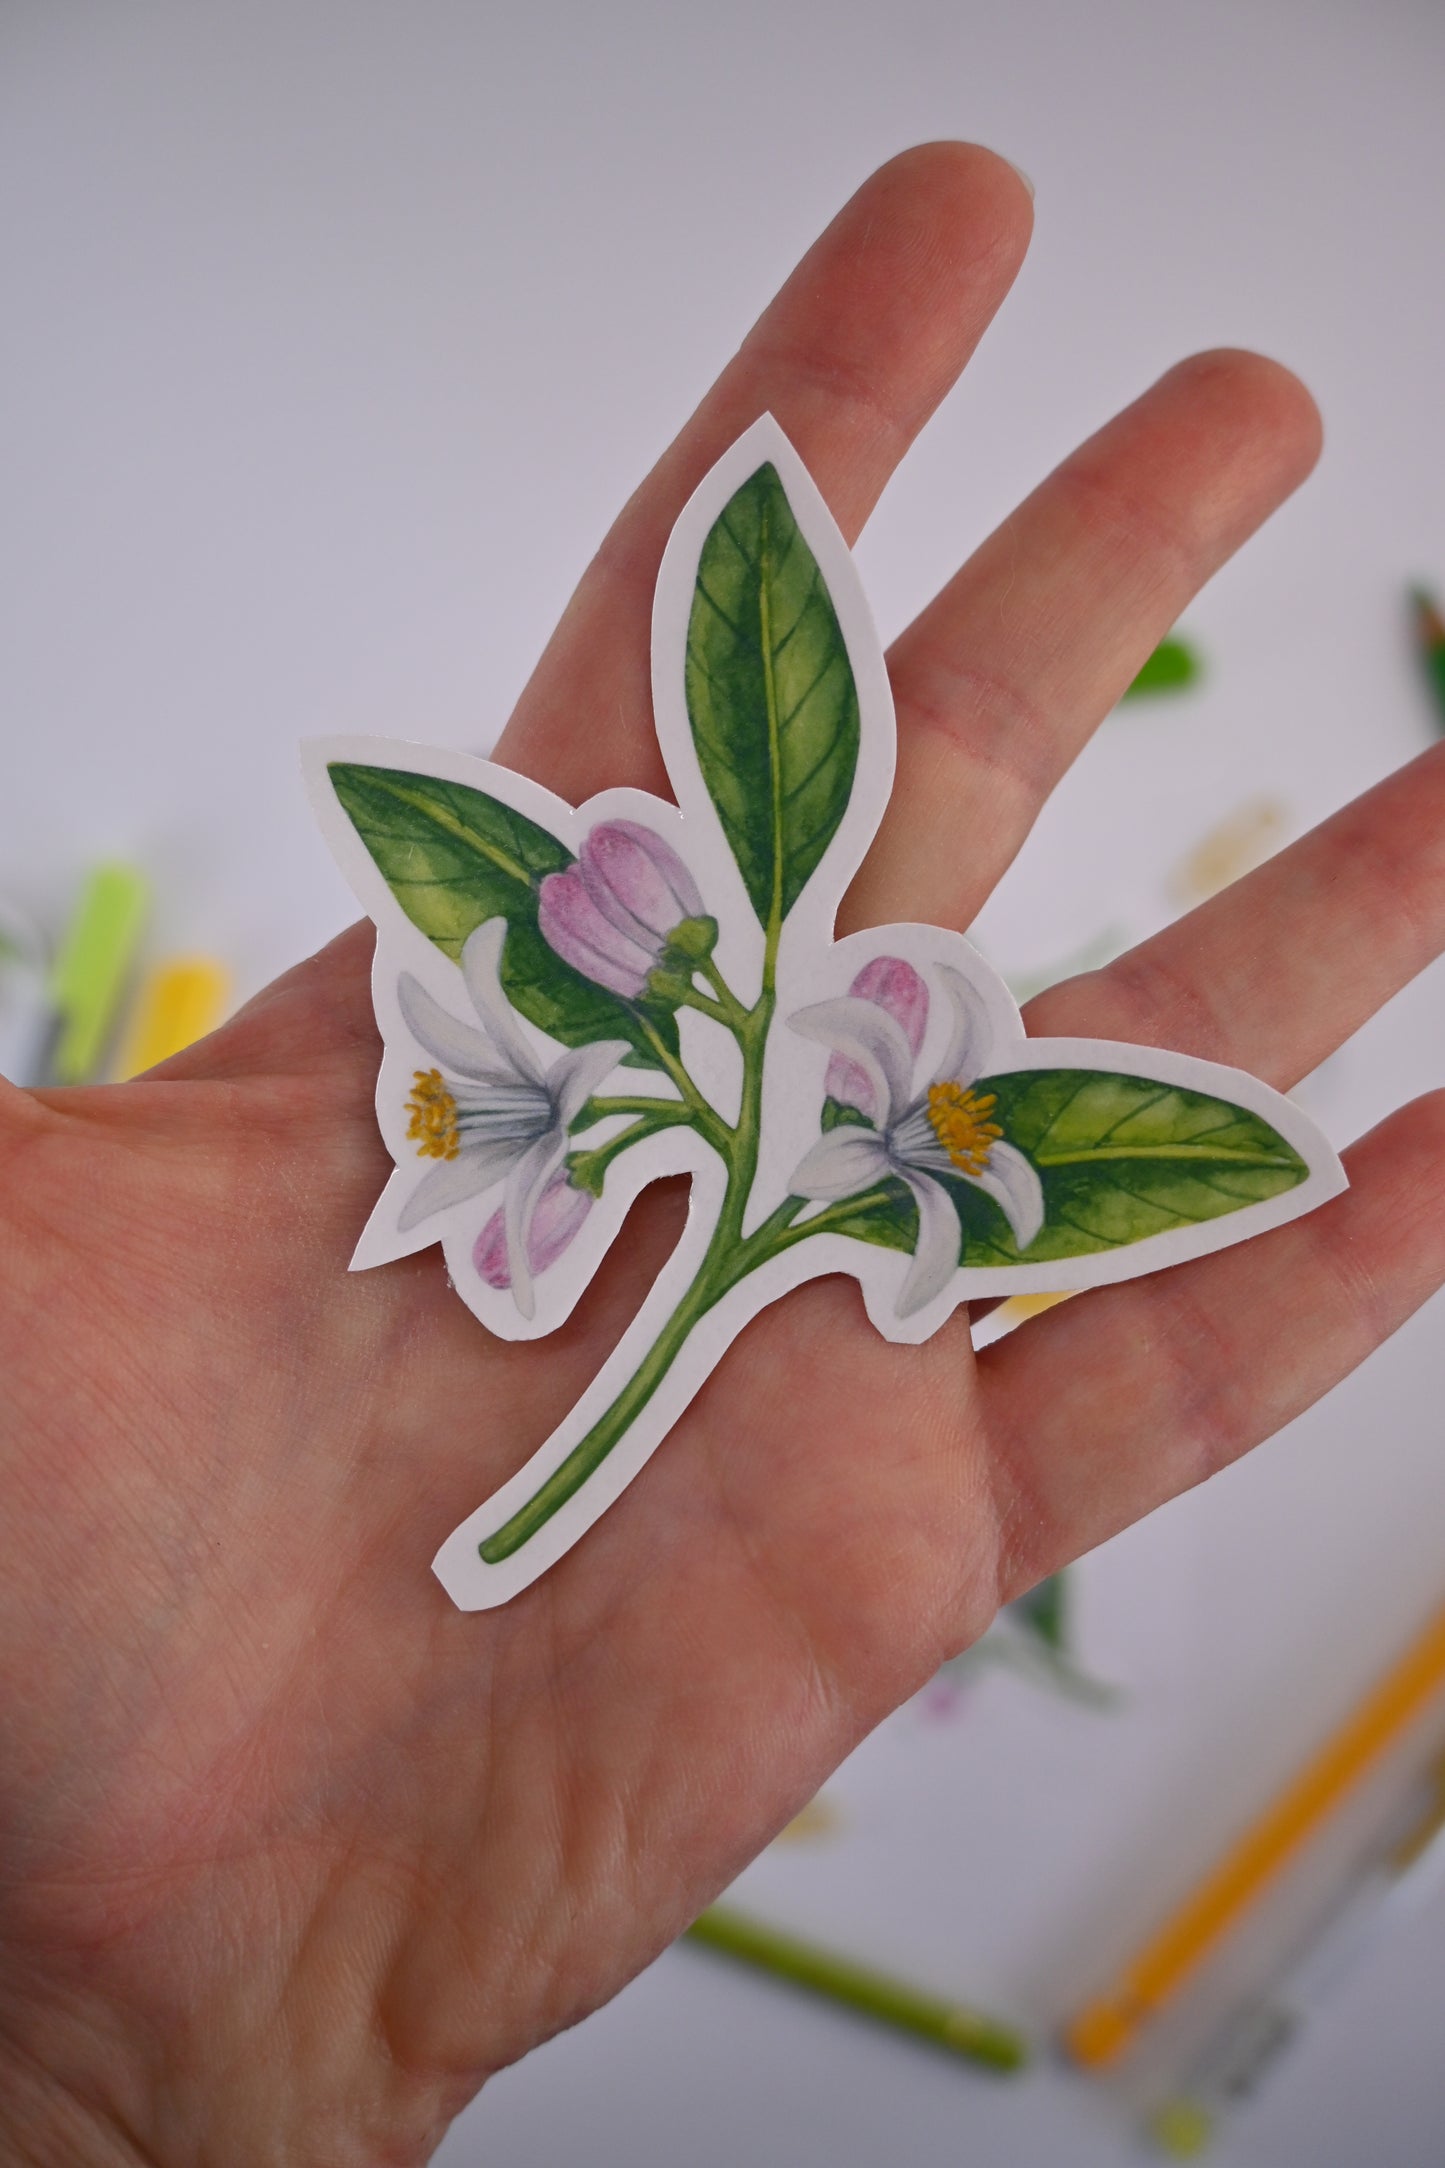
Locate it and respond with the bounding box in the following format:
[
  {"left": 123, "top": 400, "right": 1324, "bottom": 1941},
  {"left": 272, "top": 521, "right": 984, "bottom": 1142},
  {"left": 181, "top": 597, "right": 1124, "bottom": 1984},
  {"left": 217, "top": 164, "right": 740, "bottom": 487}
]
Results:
[{"left": 973, "top": 1092, "right": 1445, "bottom": 1604}]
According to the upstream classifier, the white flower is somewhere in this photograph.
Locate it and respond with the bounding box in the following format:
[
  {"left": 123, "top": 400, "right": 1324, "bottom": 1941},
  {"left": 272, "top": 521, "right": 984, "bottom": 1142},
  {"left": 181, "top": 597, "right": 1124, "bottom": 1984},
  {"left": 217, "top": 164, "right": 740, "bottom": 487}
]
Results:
[
  {"left": 787, "top": 961, "right": 1045, "bottom": 1318},
  {"left": 396, "top": 919, "right": 627, "bottom": 1319}
]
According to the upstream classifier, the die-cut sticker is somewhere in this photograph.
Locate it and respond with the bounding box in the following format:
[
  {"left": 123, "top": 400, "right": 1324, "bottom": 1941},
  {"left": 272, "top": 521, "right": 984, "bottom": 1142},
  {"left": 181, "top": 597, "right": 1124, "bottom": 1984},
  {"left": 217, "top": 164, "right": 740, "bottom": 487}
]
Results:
[{"left": 307, "top": 417, "right": 1345, "bottom": 1611}]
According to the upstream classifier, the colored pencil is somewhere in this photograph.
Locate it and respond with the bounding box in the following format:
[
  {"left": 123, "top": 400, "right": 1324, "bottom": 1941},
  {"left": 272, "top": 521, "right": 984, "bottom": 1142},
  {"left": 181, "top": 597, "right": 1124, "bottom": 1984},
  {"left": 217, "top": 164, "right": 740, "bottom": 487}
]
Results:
[
  {"left": 1148, "top": 1755, "right": 1445, "bottom": 2156},
  {"left": 1066, "top": 1596, "right": 1445, "bottom": 2069},
  {"left": 47, "top": 864, "right": 149, "bottom": 1084},
  {"left": 118, "top": 955, "right": 230, "bottom": 1077},
  {"left": 0, "top": 896, "right": 50, "bottom": 1086},
  {"left": 685, "top": 1905, "right": 1027, "bottom": 2071}
]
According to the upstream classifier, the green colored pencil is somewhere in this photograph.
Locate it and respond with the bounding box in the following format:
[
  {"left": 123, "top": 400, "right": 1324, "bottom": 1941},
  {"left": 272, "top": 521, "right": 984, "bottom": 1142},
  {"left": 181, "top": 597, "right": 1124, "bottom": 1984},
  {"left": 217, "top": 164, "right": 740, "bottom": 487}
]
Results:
[
  {"left": 48, "top": 864, "right": 150, "bottom": 1084},
  {"left": 1410, "top": 585, "right": 1445, "bottom": 733},
  {"left": 683, "top": 1904, "right": 1028, "bottom": 2072}
]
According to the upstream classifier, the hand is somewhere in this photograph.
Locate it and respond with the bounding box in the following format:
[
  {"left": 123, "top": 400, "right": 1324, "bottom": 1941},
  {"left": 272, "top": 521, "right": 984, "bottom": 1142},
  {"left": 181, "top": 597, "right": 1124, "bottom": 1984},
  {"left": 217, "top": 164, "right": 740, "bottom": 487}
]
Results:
[{"left": 4, "top": 144, "right": 1443, "bottom": 2167}]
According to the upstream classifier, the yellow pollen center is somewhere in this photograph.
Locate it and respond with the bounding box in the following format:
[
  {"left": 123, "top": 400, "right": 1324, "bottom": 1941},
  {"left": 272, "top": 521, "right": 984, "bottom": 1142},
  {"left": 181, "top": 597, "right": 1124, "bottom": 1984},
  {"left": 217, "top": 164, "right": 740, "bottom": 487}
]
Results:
[
  {"left": 926, "top": 1081, "right": 1003, "bottom": 1176},
  {"left": 405, "top": 1068, "right": 461, "bottom": 1160}
]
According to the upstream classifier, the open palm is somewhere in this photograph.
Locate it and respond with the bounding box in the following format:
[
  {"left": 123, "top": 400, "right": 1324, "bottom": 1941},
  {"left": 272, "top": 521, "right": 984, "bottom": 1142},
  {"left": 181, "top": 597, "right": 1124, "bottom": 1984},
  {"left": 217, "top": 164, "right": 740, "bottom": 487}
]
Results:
[{"left": 5, "top": 145, "right": 1444, "bottom": 2167}]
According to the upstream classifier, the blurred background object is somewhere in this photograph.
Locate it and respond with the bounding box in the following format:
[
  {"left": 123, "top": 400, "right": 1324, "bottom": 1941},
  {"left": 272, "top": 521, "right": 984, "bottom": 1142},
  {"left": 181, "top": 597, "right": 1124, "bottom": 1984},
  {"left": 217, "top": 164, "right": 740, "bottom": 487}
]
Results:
[
  {"left": 3, "top": 4, "right": 1444, "bottom": 2164},
  {"left": 1410, "top": 586, "right": 1445, "bottom": 733},
  {"left": 0, "top": 864, "right": 230, "bottom": 1085},
  {"left": 117, "top": 953, "right": 230, "bottom": 1078},
  {"left": 46, "top": 863, "right": 150, "bottom": 1084},
  {"left": 0, "top": 893, "right": 50, "bottom": 1086}
]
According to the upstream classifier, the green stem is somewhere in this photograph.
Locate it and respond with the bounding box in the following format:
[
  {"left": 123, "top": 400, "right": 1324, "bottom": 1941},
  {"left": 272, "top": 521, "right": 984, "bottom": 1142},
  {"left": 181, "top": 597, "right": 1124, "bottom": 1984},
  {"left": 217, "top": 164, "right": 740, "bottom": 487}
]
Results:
[
  {"left": 568, "top": 1106, "right": 694, "bottom": 1192},
  {"left": 636, "top": 1017, "right": 733, "bottom": 1149},
  {"left": 696, "top": 956, "right": 751, "bottom": 1029},
  {"left": 725, "top": 1193, "right": 809, "bottom": 1282},
  {"left": 479, "top": 1225, "right": 731, "bottom": 1562},
  {"left": 474, "top": 1178, "right": 879, "bottom": 1565},
  {"left": 584, "top": 1093, "right": 690, "bottom": 1121},
  {"left": 478, "top": 682, "right": 803, "bottom": 1569},
  {"left": 764, "top": 1189, "right": 894, "bottom": 1254},
  {"left": 479, "top": 1012, "right": 779, "bottom": 1564},
  {"left": 475, "top": 1193, "right": 854, "bottom": 1569},
  {"left": 676, "top": 985, "right": 734, "bottom": 1027}
]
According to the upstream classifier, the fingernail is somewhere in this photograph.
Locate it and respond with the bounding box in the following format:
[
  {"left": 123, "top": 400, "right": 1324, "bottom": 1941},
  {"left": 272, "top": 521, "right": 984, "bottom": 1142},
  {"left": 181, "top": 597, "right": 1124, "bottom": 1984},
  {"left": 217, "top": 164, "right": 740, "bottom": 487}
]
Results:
[{"left": 1004, "top": 158, "right": 1035, "bottom": 201}]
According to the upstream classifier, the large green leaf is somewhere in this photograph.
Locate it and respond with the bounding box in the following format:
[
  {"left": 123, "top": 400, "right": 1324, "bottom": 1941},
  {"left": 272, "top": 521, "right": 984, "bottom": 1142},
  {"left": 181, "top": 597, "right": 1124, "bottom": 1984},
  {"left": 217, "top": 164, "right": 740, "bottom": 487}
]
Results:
[
  {"left": 684, "top": 462, "right": 860, "bottom": 928},
  {"left": 327, "top": 762, "right": 677, "bottom": 1068},
  {"left": 967, "top": 1069, "right": 1308, "bottom": 1264},
  {"left": 810, "top": 1069, "right": 1308, "bottom": 1270}
]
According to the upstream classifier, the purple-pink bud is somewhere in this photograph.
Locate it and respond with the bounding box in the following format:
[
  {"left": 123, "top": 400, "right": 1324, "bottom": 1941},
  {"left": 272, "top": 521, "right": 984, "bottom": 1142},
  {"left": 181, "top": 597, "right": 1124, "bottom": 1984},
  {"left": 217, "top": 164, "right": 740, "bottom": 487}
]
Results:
[
  {"left": 538, "top": 868, "right": 656, "bottom": 998},
  {"left": 539, "top": 820, "right": 706, "bottom": 999},
  {"left": 473, "top": 1171, "right": 592, "bottom": 1289},
  {"left": 826, "top": 955, "right": 929, "bottom": 1121},
  {"left": 580, "top": 819, "right": 704, "bottom": 948}
]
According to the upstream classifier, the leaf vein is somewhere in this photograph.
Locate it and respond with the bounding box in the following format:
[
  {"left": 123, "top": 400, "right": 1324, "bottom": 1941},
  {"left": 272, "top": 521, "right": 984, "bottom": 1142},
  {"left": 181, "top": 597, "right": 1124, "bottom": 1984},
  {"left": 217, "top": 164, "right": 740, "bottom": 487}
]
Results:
[{"left": 694, "top": 575, "right": 744, "bottom": 638}]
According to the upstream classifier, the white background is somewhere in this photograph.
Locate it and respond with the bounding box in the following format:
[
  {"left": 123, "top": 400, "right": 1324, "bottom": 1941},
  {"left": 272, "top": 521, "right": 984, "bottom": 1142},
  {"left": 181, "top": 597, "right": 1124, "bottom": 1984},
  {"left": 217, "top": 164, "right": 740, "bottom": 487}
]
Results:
[{"left": 3, "top": 4, "right": 1445, "bottom": 2163}]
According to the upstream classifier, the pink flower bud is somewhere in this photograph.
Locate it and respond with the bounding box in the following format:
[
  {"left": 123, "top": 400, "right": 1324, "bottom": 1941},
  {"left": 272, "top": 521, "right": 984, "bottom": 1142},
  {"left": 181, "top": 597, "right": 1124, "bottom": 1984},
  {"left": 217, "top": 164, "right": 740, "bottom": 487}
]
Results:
[
  {"left": 539, "top": 820, "right": 706, "bottom": 999},
  {"left": 580, "top": 820, "right": 704, "bottom": 947},
  {"left": 826, "top": 955, "right": 929, "bottom": 1121},
  {"left": 473, "top": 1171, "right": 592, "bottom": 1289},
  {"left": 538, "top": 868, "right": 656, "bottom": 998}
]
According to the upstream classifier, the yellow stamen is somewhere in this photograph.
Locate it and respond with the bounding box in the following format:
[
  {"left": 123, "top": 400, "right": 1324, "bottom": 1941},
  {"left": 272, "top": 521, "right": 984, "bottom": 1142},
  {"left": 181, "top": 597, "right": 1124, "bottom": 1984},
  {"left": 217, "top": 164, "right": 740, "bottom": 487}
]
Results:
[
  {"left": 405, "top": 1067, "right": 460, "bottom": 1160},
  {"left": 926, "top": 1081, "right": 1003, "bottom": 1176}
]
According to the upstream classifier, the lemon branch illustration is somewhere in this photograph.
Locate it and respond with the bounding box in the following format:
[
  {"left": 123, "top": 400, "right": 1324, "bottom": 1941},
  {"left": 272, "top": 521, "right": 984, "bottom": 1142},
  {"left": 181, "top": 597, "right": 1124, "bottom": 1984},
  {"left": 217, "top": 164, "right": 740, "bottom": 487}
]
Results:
[{"left": 316, "top": 424, "right": 1331, "bottom": 1604}]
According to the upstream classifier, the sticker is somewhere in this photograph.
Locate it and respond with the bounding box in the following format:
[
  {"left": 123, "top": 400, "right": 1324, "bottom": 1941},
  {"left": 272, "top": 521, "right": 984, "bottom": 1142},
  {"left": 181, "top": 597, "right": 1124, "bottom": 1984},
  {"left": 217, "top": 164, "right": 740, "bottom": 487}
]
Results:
[{"left": 307, "top": 417, "right": 1346, "bottom": 1611}]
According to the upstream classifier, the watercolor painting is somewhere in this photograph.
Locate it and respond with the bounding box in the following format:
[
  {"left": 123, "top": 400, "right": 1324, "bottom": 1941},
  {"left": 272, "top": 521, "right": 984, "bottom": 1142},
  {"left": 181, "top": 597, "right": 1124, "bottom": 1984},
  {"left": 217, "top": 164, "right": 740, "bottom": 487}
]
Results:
[{"left": 309, "top": 416, "right": 1344, "bottom": 1611}]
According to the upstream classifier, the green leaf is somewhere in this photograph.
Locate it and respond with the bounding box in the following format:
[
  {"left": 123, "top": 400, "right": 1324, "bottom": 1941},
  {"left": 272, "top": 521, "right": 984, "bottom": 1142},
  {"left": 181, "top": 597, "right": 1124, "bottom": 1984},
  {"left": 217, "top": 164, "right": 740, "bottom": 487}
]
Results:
[
  {"left": 810, "top": 1069, "right": 1308, "bottom": 1270},
  {"left": 684, "top": 462, "right": 860, "bottom": 929},
  {"left": 327, "top": 762, "right": 677, "bottom": 1069},
  {"left": 962, "top": 1069, "right": 1309, "bottom": 1265},
  {"left": 495, "top": 918, "right": 681, "bottom": 1071},
  {"left": 820, "top": 1095, "right": 875, "bottom": 1133}
]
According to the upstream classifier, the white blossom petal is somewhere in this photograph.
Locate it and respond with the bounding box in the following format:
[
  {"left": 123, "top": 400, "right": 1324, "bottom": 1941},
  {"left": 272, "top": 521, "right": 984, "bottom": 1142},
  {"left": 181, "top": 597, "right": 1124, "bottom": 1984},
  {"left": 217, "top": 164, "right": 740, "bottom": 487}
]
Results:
[
  {"left": 965, "top": 1141, "right": 1045, "bottom": 1252},
  {"left": 503, "top": 1132, "right": 566, "bottom": 1320},
  {"left": 896, "top": 1172, "right": 963, "bottom": 1318},
  {"left": 788, "top": 997, "right": 915, "bottom": 1126},
  {"left": 397, "top": 973, "right": 513, "bottom": 1083},
  {"left": 788, "top": 1126, "right": 893, "bottom": 1201},
  {"left": 550, "top": 1038, "right": 632, "bottom": 1129},
  {"left": 397, "top": 1137, "right": 523, "bottom": 1231},
  {"left": 934, "top": 963, "right": 994, "bottom": 1089},
  {"left": 461, "top": 919, "right": 546, "bottom": 1086}
]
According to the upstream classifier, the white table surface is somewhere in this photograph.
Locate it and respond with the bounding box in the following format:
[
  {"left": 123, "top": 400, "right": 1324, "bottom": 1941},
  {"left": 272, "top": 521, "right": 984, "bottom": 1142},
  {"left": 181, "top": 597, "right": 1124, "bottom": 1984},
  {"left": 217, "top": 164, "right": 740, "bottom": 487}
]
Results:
[{"left": 5, "top": 4, "right": 1445, "bottom": 2162}]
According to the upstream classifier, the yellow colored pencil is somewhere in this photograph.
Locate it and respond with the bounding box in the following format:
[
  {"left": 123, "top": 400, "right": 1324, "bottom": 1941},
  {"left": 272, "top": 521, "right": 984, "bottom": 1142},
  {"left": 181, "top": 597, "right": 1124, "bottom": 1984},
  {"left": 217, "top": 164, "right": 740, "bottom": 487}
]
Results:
[
  {"left": 118, "top": 956, "right": 230, "bottom": 1078},
  {"left": 1066, "top": 1596, "right": 1445, "bottom": 2069}
]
